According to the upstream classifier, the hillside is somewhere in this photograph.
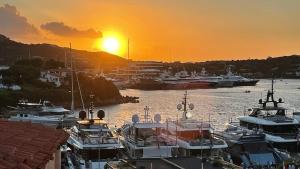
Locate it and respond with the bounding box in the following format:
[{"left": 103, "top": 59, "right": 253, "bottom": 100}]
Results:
[
  {"left": 166, "top": 55, "right": 300, "bottom": 78},
  {"left": 0, "top": 34, "right": 128, "bottom": 71}
]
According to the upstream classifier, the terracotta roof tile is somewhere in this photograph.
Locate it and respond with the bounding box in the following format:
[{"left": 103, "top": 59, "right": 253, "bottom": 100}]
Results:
[{"left": 0, "top": 120, "right": 69, "bottom": 169}]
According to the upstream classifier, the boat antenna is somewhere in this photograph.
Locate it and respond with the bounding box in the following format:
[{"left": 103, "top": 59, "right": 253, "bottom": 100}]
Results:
[
  {"left": 177, "top": 91, "right": 194, "bottom": 120},
  {"left": 89, "top": 94, "right": 95, "bottom": 122},
  {"left": 70, "top": 43, "right": 75, "bottom": 112},
  {"left": 144, "top": 106, "right": 150, "bottom": 122},
  {"left": 271, "top": 78, "right": 274, "bottom": 94}
]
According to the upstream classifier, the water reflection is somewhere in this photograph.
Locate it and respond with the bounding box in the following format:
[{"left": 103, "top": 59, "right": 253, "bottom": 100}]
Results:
[{"left": 90, "top": 79, "right": 300, "bottom": 130}]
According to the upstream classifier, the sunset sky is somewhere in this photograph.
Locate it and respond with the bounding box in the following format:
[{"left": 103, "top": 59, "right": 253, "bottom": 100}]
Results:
[{"left": 1, "top": 0, "right": 300, "bottom": 62}]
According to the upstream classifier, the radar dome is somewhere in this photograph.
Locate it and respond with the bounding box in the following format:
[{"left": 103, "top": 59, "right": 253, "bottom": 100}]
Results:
[
  {"left": 132, "top": 114, "right": 140, "bottom": 123},
  {"left": 97, "top": 110, "right": 105, "bottom": 120},
  {"left": 79, "top": 111, "right": 87, "bottom": 120},
  {"left": 154, "top": 114, "right": 161, "bottom": 123}
]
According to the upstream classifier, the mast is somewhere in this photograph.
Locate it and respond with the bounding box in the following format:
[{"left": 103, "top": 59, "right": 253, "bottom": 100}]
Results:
[
  {"left": 177, "top": 91, "right": 194, "bottom": 120},
  {"left": 183, "top": 91, "right": 187, "bottom": 119},
  {"left": 70, "top": 43, "right": 74, "bottom": 112}
]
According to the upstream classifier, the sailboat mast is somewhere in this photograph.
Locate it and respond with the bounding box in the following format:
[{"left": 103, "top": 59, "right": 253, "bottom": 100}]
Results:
[{"left": 70, "top": 43, "right": 75, "bottom": 112}]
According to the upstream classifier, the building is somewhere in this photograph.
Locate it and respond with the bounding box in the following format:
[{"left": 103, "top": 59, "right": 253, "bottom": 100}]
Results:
[
  {"left": 110, "top": 61, "right": 164, "bottom": 79},
  {"left": 0, "top": 120, "right": 69, "bottom": 169},
  {"left": 40, "top": 68, "right": 71, "bottom": 87}
]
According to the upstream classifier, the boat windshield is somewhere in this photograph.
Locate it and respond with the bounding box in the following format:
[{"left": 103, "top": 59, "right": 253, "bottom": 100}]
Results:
[
  {"left": 135, "top": 128, "right": 160, "bottom": 139},
  {"left": 262, "top": 125, "right": 299, "bottom": 136},
  {"left": 250, "top": 109, "right": 286, "bottom": 117}
]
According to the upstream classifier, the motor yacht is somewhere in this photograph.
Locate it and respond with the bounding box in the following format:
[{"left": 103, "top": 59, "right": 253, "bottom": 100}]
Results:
[
  {"left": 119, "top": 106, "right": 178, "bottom": 159},
  {"left": 66, "top": 109, "right": 122, "bottom": 169},
  {"left": 235, "top": 80, "right": 300, "bottom": 152},
  {"left": 162, "top": 91, "right": 228, "bottom": 157}
]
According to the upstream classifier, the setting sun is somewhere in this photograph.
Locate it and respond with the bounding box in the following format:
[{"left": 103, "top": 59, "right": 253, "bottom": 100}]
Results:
[
  {"left": 102, "top": 37, "right": 120, "bottom": 54},
  {"left": 94, "top": 31, "right": 126, "bottom": 56}
]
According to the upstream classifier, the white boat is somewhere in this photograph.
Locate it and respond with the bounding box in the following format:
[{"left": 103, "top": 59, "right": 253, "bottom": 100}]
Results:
[
  {"left": 195, "top": 68, "right": 234, "bottom": 87},
  {"left": 120, "top": 106, "right": 178, "bottom": 159},
  {"left": 162, "top": 91, "right": 228, "bottom": 157},
  {"left": 9, "top": 100, "right": 77, "bottom": 128},
  {"left": 221, "top": 66, "right": 259, "bottom": 86},
  {"left": 233, "top": 80, "right": 300, "bottom": 152},
  {"left": 66, "top": 109, "right": 122, "bottom": 169}
]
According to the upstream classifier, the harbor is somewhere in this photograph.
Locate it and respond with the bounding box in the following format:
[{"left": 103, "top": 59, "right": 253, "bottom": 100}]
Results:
[
  {"left": 1, "top": 78, "right": 300, "bottom": 169},
  {"left": 2, "top": 1, "right": 300, "bottom": 168}
]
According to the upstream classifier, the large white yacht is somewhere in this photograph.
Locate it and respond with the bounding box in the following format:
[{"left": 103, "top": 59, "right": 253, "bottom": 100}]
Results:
[
  {"left": 119, "top": 106, "right": 178, "bottom": 159},
  {"left": 162, "top": 91, "right": 228, "bottom": 157},
  {"left": 195, "top": 68, "right": 234, "bottom": 87},
  {"left": 221, "top": 66, "right": 259, "bottom": 86},
  {"left": 235, "top": 80, "right": 300, "bottom": 152},
  {"left": 67, "top": 109, "right": 123, "bottom": 169},
  {"left": 8, "top": 100, "right": 77, "bottom": 128}
]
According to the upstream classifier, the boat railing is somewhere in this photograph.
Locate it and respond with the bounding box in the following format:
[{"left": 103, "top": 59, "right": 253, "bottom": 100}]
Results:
[
  {"left": 128, "top": 136, "right": 176, "bottom": 147},
  {"left": 189, "top": 138, "right": 226, "bottom": 146},
  {"left": 71, "top": 132, "right": 119, "bottom": 145}
]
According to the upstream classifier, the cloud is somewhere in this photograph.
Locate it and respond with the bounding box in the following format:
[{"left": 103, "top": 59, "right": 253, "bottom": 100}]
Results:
[
  {"left": 41, "top": 22, "right": 102, "bottom": 38},
  {"left": 0, "top": 4, "right": 39, "bottom": 37}
]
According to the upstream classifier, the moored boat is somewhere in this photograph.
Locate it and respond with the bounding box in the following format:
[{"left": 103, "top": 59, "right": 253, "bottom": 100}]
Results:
[
  {"left": 66, "top": 109, "right": 123, "bottom": 169},
  {"left": 162, "top": 91, "right": 228, "bottom": 157},
  {"left": 119, "top": 106, "right": 178, "bottom": 159}
]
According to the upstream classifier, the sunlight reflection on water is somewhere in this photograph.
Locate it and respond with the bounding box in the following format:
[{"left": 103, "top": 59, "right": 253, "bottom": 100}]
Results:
[{"left": 92, "top": 79, "right": 300, "bottom": 130}]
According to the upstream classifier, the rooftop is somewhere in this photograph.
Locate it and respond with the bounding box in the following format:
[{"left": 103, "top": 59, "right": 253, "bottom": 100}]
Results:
[{"left": 0, "top": 120, "right": 69, "bottom": 169}]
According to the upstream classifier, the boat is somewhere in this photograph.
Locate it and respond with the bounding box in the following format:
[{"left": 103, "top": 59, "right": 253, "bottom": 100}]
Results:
[
  {"left": 158, "top": 70, "right": 217, "bottom": 89},
  {"left": 217, "top": 123, "right": 284, "bottom": 167},
  {"left": 8, "top": 100, "right": 77, "bottom": 128},
  {"left": 119, "top": 106, "right": 178, "bottom": 158},
  {"left": 196, "top": 68, "right": 234, "bottom": 87},
  {"left": 222, "top": 67, "right": 259, "bottom": 86},
  {"left": 66, "top": 108, "right": 123, "bottom": 169},
  {"left": 162, "top": 91, "right": 228, "bottom": 157},
  {"left": 234, "top": 79, "right": 300, "bottom": 152}
]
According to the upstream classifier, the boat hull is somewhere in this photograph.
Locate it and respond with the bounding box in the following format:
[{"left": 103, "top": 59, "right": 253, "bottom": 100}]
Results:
[
  {"left": 233, "top": 79, "right": 259, "bottom": 86},
  {"left": 129, "top": 79, "right": 217, "bottom": 90}
]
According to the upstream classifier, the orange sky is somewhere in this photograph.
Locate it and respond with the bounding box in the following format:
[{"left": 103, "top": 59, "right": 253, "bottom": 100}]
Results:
[{"left": 1, "top": 0, "right": 300, "bottom": 62}]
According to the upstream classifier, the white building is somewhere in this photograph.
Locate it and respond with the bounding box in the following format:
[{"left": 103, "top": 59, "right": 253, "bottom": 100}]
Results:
[
  {"left": 40, "top": 68, "right": 71, "bottom": 87},
  {"left": 110, "top": 61, "right": 164, "bottom": 79}
]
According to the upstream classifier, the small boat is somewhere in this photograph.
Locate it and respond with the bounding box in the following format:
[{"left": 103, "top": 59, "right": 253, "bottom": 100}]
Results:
[
  {"left": 218, "top": 123, "right": 284, "bottom": 167},
  {"left": 119, "top": 106, "right": 178, "bottom": 159},
  {"left": 66, "top": 109, "right": 123, "bottom": 169},
  {"left": 162, "top": 91, "right": 228, "bottom": 157}
]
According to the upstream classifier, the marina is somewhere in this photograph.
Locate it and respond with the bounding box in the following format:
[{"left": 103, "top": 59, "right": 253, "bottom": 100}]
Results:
[
  {"left": 1, "top": 1, "right": 300, "bottom": 168},
  {"left": 3, "top": 78, "right": 300, "bottom": 168}
]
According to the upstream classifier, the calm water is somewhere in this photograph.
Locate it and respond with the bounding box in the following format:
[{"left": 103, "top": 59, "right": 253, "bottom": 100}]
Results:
[{"left": 96, "top": 79, "right": 300, "bottom": 130}]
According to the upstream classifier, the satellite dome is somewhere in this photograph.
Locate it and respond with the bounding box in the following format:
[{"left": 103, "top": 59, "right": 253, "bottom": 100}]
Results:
[
  {"left": 97, "top": 110, "right": 105, "bottom": 120},
  {"left": 132, "top": 114, "right": 140, "bottom": 123},
  {"left": 154, "top": 114, "right": 161, "bottom": 123}
]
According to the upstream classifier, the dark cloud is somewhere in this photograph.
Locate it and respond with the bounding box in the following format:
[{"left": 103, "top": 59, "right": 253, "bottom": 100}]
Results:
[
  {"left": 41, "top": 22, "right": 102, "bottom": 38},
  {"left": 0, "top": 4, "right": 39, "bottom": 37}
]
